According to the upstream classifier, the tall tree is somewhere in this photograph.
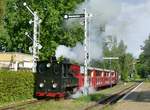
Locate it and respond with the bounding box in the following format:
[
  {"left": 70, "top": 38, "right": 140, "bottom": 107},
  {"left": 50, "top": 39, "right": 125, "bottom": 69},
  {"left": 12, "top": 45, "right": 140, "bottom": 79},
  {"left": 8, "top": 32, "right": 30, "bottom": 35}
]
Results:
[
  {"left": 3, "top": 0, "right": 84, "bottom": 59},
  {"left": 137, "top": 35, "right": 150, "bottom": 78},
  {"left": 0, "top": 0, "right": 5, "bottom": 24},
  {"left": 0, "top": 0, "right": 8, "bottom": 52},
  {"left": 102, "top": 37, "right": 134, "bottom": 81}
]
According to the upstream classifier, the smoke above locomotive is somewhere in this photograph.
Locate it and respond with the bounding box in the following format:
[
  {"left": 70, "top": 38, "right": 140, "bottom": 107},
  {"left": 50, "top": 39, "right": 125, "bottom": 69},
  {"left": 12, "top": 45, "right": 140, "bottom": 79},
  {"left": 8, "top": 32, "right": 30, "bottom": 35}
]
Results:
[
  {"left": 56, "top": 0, "right": 150, "bottom": 61},
  {"left": 55, "top": 0, "right": 120, "bottom": 63}
]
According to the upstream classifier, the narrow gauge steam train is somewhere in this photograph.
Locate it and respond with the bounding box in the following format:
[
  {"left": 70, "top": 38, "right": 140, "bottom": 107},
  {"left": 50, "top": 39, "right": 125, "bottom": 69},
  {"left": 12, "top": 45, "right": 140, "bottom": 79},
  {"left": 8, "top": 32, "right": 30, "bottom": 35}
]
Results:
[{"left": 35, "top": 58, "right": 118, "bottom": 98}]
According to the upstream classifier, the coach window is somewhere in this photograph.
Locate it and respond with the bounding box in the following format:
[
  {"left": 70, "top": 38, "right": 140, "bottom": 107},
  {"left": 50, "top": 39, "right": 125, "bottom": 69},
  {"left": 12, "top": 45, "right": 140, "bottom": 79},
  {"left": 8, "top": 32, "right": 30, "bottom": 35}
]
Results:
[
  {"left": 104, "top": 73, "right": 106, "bottom": 77},
  {"left": 111, "top": 73, "right": 113, "bottom": 77},
  {"left": 96, "top": 71, "right": 99, "bottom": 76},
  {"left": 100, "top": 71, "right": 103, "bottom": 76},
  {"left": 99, "top": 72, "right": 102, "bottom": 76},
  {"left": 112, "top": 73, "right": 115, "bottom": 77},
  {"left": 107, "top": 73, "right": 109, "bottom": 77}
]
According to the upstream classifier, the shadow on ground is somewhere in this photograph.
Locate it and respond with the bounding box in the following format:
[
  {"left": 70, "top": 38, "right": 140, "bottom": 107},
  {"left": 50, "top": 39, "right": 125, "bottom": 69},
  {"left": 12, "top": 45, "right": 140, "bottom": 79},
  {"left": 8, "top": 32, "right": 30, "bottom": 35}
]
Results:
[{"left": 124, "top": 91, "right": 150, "bottom": 102}]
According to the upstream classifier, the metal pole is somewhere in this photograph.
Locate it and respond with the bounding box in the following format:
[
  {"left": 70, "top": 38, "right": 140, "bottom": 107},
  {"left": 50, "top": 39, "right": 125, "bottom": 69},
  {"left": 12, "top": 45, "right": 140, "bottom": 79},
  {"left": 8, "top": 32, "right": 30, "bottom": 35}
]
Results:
[
  {"left": 83, "top": 8, "right": 89, "bottom": 95},
  {"left": 63, "top": 10, "right": 91, "bottom": 95},
  {"left": 103, "top": 57, "right": 119, "bottom": 87},
  {"left": 110, "top": 59, "right": 112, "bottom": 87},
  {"left": 23, "top": 2, "right": 41, "bottom": 73},
  {"left": 32, "top": 12, "right": 38, "bottom": 73}
]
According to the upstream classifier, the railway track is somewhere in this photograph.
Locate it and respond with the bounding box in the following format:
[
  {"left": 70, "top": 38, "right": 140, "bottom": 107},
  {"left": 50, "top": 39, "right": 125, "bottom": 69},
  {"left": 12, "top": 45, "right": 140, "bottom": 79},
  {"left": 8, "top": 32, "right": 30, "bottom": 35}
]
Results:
[
  {"left": 0, "top": 98, "right": 50, "bottom": 110},
  {"left": 0, "top": 82, "right": 142, "bottom": 110},
  {"left": 84, "top": 82, "right": 143, "bottom": 110}
]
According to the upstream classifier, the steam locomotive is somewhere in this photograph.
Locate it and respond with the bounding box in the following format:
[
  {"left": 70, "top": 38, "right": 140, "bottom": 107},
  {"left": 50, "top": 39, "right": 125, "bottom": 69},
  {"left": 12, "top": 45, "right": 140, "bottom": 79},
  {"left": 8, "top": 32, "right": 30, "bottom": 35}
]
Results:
[{"left": 35, "top": 57, "right": 118, "bottom": 98}]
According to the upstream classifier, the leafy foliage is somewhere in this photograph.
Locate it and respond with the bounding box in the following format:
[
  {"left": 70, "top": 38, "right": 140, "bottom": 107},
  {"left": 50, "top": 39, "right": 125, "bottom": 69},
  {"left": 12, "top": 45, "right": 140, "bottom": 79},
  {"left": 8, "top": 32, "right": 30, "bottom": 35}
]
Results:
[
  {"left": 137, "top": 36, "right": 150, "bottom": 79},
  {"left": 0, "top": 0, "right": 5, "bottom": 23},
  {"left": 0, "top": 70, "right": 34, "bottom": 104},
  {"left": 0, "top": 0, "right": 9, "bottom": 52},
  {"left": 2, "top": 0, "right": 84, "bottom": 59},
  {"left": 92, "top": 36, "right": 135, "bottom": 81}
]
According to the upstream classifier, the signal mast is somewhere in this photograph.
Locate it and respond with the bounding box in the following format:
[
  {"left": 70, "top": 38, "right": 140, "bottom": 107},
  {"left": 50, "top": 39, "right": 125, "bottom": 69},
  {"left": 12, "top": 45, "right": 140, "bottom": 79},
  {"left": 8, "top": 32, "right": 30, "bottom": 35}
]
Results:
[
  {"left": 64, "top": 9, "right": 91, "bottom": 95},
  {"left": 23, "top": 2, "right": 42, "bottom": 73}
]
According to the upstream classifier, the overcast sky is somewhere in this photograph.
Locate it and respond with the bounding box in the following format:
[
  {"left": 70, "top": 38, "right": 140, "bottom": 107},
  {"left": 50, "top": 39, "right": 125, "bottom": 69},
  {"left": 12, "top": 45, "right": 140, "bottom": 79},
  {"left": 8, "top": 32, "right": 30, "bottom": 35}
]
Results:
[
  {"left": 120, "top": 0, "right": 148, "bottom": 4},
  {"left": 104, "top": 0, "right": 150, "bottom": 58}
]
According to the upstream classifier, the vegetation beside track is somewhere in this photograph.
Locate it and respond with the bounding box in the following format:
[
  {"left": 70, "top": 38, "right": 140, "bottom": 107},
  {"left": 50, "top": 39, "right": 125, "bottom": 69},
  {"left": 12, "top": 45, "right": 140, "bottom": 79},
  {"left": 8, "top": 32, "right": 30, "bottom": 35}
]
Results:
[
  {"left": 25, "top": 82, "right": 134, "bottom": 110},
  {"left": 0, "top": 69, "right": 136, "bottom": 109},
  {"left": 0, "top": 70, "right": 34, "bottom": 105}
]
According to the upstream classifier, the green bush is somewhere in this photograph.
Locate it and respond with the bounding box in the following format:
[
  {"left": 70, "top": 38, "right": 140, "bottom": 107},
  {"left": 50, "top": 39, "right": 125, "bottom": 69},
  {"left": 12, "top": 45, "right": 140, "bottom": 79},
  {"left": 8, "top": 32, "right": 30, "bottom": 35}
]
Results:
[{"left": 0, "top": 70, "right": 34, "bottom": 105}]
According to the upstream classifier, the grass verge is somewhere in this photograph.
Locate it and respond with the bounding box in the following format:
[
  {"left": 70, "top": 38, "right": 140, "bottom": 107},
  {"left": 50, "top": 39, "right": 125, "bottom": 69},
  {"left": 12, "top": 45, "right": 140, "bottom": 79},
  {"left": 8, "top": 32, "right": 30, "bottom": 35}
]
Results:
[{"left": 25, "top": 82, "right": 134, "bottom": 110}]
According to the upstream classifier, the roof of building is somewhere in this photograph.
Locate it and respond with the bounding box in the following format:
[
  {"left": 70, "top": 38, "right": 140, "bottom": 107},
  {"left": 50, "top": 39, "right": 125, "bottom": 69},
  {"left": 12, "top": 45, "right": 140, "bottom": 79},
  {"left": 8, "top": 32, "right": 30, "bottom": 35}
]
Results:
[{"left": 0, "top": 52, "right": 33, "bottom": 62}]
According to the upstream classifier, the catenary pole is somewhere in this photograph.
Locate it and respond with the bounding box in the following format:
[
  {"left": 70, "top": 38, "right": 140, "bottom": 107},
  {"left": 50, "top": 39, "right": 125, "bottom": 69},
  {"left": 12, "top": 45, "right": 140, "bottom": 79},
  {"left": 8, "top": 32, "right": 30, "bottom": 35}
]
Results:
[
  {"left": 83, "top": 8, "right": 89, "bottom": 95},
  {"left": 23, "top": 2, "right": 41, "bottom": 73}
]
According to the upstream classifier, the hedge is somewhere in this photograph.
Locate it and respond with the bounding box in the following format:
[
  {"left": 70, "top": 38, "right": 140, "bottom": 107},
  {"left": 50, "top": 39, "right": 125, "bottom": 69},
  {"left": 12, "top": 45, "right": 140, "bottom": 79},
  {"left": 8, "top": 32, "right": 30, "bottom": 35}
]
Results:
[{"left": 0, "top": 70, "right": 34, "bottom": 105}]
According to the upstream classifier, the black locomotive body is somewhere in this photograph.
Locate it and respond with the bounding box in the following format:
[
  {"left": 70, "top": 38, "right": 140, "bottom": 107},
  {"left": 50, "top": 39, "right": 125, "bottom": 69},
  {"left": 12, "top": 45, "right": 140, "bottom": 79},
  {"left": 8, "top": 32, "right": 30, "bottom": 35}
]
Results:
[{"left": 35, "top": 60, "right": 79, "bottom": 97}]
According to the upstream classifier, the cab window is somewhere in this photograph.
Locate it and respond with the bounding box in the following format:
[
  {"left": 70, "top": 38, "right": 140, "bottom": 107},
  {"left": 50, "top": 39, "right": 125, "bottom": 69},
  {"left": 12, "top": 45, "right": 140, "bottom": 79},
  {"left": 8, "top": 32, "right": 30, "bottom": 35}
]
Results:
[
  {"left": 53, "top": 64, "right": 60, "bottom": 75},
  {"left": 37, "top": 62, "right": 50, "bottom": 74}
]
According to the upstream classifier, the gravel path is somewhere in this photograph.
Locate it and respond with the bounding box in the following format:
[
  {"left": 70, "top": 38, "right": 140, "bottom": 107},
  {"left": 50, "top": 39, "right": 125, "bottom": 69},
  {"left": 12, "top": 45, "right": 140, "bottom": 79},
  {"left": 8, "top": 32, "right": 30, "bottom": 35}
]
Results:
[{"left": 113, "top": 82, "right": 150, "bottom": 110}]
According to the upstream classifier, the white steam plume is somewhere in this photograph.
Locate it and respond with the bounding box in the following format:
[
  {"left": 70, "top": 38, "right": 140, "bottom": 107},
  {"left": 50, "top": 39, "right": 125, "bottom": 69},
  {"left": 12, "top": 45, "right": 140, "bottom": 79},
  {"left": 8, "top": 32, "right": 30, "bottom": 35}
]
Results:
[
  {"left": 55, "top": 43, "right": 84, "bottom": 63},
  {"left": 56, "top": 0, "right": 121, "bottom": 63},
  {"left": 70, "top": 87, "right": 96, "bottom": 99},
  {"left": 56, "top": 0, "right": 150, "bottom": 62}
]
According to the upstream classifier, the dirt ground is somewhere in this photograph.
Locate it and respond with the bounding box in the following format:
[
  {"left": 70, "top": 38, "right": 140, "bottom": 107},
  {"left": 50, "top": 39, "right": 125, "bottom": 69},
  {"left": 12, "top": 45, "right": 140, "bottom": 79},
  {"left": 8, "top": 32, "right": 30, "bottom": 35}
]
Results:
[{"left": 112, "top": 82, "right": 150, "bottom": 110}]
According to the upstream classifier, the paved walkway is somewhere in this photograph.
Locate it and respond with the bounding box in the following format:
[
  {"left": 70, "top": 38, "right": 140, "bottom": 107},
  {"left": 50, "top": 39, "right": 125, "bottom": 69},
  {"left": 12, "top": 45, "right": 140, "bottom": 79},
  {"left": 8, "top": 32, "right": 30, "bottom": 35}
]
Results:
[{"left": 113, "top": 82, "right": 150, "bottom": 110}]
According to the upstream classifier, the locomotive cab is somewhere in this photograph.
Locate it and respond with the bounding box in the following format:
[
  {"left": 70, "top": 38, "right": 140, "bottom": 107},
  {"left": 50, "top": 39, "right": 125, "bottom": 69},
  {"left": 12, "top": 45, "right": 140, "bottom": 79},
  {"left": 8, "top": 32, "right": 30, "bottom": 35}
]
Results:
[{"left": 35, "top": 60, "right": 78, "bottom": 98}]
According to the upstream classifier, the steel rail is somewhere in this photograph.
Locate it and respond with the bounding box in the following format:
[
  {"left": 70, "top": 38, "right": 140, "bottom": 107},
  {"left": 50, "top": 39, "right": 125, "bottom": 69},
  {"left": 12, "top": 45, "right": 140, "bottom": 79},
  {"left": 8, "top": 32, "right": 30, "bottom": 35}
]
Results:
[
  {"left": 0, "top": 98, "right": 50, "bottom": 110},
  {"left": 84, "top": 82, "right": 143, "bottom": 110}
]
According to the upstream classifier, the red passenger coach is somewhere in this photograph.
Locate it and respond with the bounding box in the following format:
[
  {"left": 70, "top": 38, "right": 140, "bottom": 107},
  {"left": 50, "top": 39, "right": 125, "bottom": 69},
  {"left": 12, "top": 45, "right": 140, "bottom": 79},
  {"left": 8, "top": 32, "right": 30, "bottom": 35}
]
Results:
[
  {"left": 74, "top": 66, "right": 118, "bottom": 91},
  {"left": 88, "top": 67, "right": 118, "bottom": 89}
]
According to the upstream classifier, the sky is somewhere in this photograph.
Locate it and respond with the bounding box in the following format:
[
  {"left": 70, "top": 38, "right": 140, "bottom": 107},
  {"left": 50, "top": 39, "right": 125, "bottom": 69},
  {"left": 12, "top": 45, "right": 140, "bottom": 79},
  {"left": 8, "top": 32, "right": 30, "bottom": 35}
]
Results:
[
  {"left": 120, "top": 0, "right": 148, "bottom": 4},
  {"left": 104, "top": 0, "right": 150, "bottom": 58},
  {"left": 56, "top": 0, "right": 150, "bottom": 63}
]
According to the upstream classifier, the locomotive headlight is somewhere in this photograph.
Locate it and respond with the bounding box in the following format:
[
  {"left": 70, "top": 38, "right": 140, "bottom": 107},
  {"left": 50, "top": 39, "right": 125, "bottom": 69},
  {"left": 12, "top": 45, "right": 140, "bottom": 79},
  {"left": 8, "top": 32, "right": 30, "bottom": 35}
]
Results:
[
  {"left": 46, "top": 63, "right": 51, "bottom": 68},
  {"left": 52, "top": 83, "right": 58, "bottom": 88},
  {"left": 39, "top": 83, "right": 44, "bottom": 88}
]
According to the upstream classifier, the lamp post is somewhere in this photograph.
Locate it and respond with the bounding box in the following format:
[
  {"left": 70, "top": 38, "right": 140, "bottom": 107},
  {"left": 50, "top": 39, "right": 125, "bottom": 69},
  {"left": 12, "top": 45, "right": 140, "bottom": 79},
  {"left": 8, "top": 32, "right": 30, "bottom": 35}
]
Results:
[
  {"left": 64, "top": 10, "right": 92, "bottom": 95},
  {"left": 23, "top": 2, "right": 41, "bottom": 73}
]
